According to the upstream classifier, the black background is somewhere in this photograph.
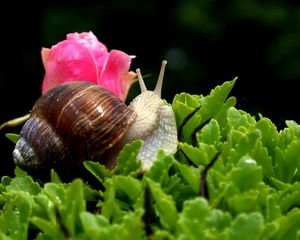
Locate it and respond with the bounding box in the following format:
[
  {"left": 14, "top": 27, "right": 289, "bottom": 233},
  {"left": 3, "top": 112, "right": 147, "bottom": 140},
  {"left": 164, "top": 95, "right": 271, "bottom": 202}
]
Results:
[{"left": 1, "top": 1, "right": 300, "bottom": 176}]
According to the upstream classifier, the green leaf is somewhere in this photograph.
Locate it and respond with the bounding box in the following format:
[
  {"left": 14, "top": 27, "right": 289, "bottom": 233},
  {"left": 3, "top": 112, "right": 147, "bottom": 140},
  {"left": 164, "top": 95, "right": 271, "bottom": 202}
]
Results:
[
  {"left": 163, "top": 174, "right": 196, "bottom": 210},
  {"left": 286, "top": 120, "right": 300, "bottom": 138},
  {"left": 250, "top": 139, "right": 275, "bottom": 179},
  {"left": 144, "top": 152, "right": 174, "bottom": 185},
  {"left": 179, "top": 141, "right": 217, "bottom": 167},
  {"left": 0, "top": 193, "right": 31, "bottom": 240},
  {"left": 260, "top": 222, "right": 278, "bottom": 240},
  {"left": 178, "top": 142, "right": 208, "bottom": 166},
  {"left": 230, "top": 156, "right": 263, "bottom": 192},
  {"left": 101, "top": 179, "right": 124, "bottom": 223},
  {"left": 278, "top": 125, "right": 297, "bottom": 150},
  {"left": 80, "top": 209, "right": 145, "bottom": 240},
  {"left": 80, "top": 211, "right": 109, "bottom": 230},
  {"left": 198, "top": 119, "right": 220, "bottom": 146},
  {"left": 176, "top": 161, "right": 200, "bottom": 194},
  {"left": 226, "top": 128, "right": 262, "bottom": 166},
  {"left": 174, "top": 80, "right": 236, "bottom": 144},
  {"left": 172, "top": 93, "right": 201, "bottom": 128},
  {"left": 279, "top": 182, "right": 300, "bottom": 213},
  {"left": 114, "top": 140, "right": 143, "bottom": 176},
  {"left": 43, "top": 183, "right": 65, "bottom": 206},
  {"left": 179, "top": 108, "right": 202, "bottom": 144},
  {"left": 229, "top": 212, "right": 264, "bottom": 240},
  {"left": 83, "top": 184, "right": 100, "bottom": 203},
  {"left": 5, "top": 133, "right": 20, "bottom": 144},
  {"left": 118, "top": 209, "right": 145, "bottom": 240},
  {"left": 269, "top": 177, "right": 289, "bottom": 190},
  {"left": 214, "top": 96, "right": 237, "bottom": 137},
  {"left": 274, "top": 139, "right": 300, "bottom": 182},
  {"left": 32, "top": 194, "right": 56, "bottom": 224},
  {"left": 152, "top": 229, "right": 175, "bottom": 240},
  {"left": 147, "top": 178, "right": 178, "bottom": 231},
  {"left": 61, "top": 179, "right": 86, "bottom": 236},
  {"left": 1, "top": 176, "right": 11, "bottom": 187},
  {"left": 266, "top": 195, "right": 281, "bottom": 222},
  {"left": 83, "top": 161, "right": 112, "bottom": 184},
  {"left": 199, "top": 79, "right": 236, "bottom": 124},
  {"left": 30, "top": 217, "right": 64, "bottom": 239},
  {"left": 255, "top": 116, "right": 279, "bottom": 157},
  {"left": 177, "top": 197, "right": 210, "bottom": 239},
  {"left": 227, "top": 107, "right": 256, "bottom": 130},
  {"left": 207, "top": 209, "right": 232, "bottom": 232},
  {"left": 275, "top": 208, "right": 300, "bottom": 240},
  {"left": 6, "top": 172, "right": 41, "bottom": 195},
  {"left": 14, "top": 166, "right": 28, "bottom": 177},
  {"left": 50, "top": 169, "right": 62, "bottom": 184},
  {"left": 113, "top": 175, "right": 143, "bottom": 203},
  {"left": 38, "top": 179, "right": 86, "bottom": 237},
  {"left": 227, "top": 190, "right": 259, "bottom": 214}
]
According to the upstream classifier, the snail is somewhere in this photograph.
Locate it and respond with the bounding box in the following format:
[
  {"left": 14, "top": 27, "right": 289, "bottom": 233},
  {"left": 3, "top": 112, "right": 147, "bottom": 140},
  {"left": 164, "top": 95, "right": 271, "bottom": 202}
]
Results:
[{"left": 12, "top": 60, "right": 178, "bottom": 171}]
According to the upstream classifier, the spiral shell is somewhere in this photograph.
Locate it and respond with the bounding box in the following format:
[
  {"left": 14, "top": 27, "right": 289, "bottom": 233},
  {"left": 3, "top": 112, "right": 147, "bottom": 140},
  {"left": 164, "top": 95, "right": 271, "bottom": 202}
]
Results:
[{"left": 13, "top": 81, "right": 137, "bottom": 169}]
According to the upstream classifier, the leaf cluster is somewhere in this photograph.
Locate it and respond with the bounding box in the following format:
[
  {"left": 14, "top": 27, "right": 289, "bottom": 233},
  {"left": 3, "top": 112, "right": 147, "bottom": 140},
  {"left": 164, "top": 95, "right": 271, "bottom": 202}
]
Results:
[{"left": 2, "top": 79, "right": 300, "bottom": 239}]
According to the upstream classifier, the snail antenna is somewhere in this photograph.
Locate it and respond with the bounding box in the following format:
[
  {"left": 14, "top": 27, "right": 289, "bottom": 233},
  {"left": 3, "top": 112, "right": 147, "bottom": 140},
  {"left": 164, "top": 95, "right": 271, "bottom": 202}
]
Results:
[
  {"left": 154, "top": 60, "right": 167, "bottom": 98},
  {"left": 136, "top": 68, "right": 147, "bottom": 93}
]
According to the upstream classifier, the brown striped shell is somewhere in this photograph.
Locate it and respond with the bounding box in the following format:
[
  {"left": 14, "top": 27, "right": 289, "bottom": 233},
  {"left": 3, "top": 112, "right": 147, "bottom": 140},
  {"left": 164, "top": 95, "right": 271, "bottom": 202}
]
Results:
[{"left": 12, "top": 81, "right": 137, "bottom": 169}]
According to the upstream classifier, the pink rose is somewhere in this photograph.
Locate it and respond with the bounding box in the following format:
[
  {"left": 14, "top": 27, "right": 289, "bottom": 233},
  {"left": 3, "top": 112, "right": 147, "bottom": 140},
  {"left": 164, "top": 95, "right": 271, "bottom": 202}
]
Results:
[{"left": 41, "top": 31, "right": 136, "bottom": 101}]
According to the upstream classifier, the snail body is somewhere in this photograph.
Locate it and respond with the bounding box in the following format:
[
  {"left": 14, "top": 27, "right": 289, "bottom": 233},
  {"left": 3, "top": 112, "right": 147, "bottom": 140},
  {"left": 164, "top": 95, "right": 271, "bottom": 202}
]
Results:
[{"left": 13, "top": 61, "right": 178, "bottom": 171}]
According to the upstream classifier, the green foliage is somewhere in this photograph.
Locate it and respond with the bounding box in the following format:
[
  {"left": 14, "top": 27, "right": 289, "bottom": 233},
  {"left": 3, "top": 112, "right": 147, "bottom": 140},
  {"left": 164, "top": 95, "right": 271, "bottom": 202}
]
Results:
[
  {"left": 114, "top": 140, "right": 142, "bottom": 177},
  {"left": 2, "top": 79, "right": 300, "bottom": 239},
  {"left": 5, "top": 133, "right": 20, "bottom": 144}
]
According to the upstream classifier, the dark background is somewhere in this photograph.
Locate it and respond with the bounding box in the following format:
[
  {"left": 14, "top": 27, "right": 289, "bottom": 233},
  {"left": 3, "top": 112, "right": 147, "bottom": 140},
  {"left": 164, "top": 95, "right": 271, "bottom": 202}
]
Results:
[{"left": 1, "top": 1, "right": 300, "bottom": 176}]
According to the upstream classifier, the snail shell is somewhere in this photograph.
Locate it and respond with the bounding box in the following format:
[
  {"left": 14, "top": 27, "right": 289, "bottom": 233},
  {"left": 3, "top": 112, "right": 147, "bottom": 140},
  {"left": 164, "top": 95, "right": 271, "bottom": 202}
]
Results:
[
  {"left": 13, "top": 81, "right": 136, "bottom": 169},
  {"left": 13, "top": 61, "right": 178, "bottom": 171}
]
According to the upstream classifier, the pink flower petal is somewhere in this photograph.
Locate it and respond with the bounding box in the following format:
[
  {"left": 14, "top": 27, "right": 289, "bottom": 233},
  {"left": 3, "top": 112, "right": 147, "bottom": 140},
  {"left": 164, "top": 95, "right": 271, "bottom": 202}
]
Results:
[
  {"left": 42, "top": 40, "right": 98, "bottom": 93},
  {"left": 67, "top": 32, "right": 107, "bottom": 54},
  {"left": 98, "top": 50, "right": 136, "bottom": 101},
  {"left": 67, "top": 32, "right": 109, "bottom": 76},
  {"left": 41, "top": 48, "right": 50, "bottom": 69},
  {"left": 41, "top": 31, "right": 136, "bottom": 101}
]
